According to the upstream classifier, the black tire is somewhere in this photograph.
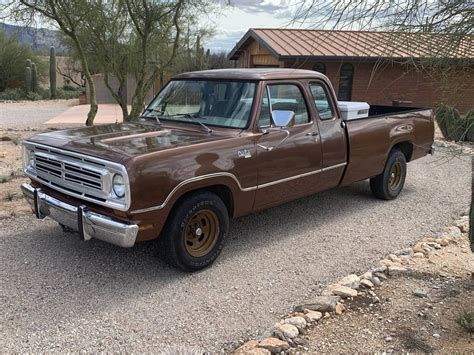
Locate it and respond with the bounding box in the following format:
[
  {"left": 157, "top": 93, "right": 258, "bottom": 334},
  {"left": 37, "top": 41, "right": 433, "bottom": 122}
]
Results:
[
  {"left": 160, "top": 191, "right": 229, "bottom": 271},
  {"left": 370, "top": 149, "right": 407, "bottom": 200}
]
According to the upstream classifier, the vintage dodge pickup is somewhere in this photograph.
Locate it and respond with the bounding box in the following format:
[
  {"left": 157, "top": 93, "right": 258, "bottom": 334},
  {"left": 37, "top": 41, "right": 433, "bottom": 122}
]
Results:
[{"left": 21, "top": 69, "right": 435, "bottom": 270}]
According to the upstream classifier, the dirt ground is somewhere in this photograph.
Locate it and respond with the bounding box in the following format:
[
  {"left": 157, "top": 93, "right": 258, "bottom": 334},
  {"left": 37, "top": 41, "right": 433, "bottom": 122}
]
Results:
[
  {"left": 304, "top": 235, "right": 473, "bottom": 353},
  {"left": 0, "top": 130, "right": 33, "bottom": 219}
]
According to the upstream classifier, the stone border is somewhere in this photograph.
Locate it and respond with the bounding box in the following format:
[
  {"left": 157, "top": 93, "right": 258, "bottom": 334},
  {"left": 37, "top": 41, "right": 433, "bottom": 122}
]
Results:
[{"left": 233, "top": 215, "right": 469, "bottom": 354}]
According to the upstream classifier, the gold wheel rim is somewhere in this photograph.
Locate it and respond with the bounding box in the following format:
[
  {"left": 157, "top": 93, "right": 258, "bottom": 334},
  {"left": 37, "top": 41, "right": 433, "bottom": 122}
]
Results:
[
  {"left": 184, "top": 209, "right": 219, "bottom": 258},
  {"left": 388, "top": 161, "right": 403, "bottom": 191}
]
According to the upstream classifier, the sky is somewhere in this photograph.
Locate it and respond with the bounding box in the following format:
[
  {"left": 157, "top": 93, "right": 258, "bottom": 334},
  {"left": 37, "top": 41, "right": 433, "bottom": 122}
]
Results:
[{"left": 203, "top": 0, "right": 300, "bottom": 53}]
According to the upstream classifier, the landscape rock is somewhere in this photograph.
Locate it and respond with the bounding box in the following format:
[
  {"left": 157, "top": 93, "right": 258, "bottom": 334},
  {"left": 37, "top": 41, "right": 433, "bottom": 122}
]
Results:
[
  {"left": 372, "top": 265, "right": 387, "bottom": 273},
  {"left": 284, "top": 316, "right": 307, "bottom": 329},
  {"left": 360, "top": 279, "right": 374, "bottom": 289},
  {"left": 413, "top": 252, "right": 425, "bottom": 258},
  {"left": 335, "top": 302, "right": 346, "bottom": 315},
  {"left": 294, "top": 296, "right": 341, "bottom": 313},
  {"left": 394, "top": 248, "right": 414, "bottom": 257},
  {"left": 413, "top": 289, "right": 428, "bottom": 298},
  {"left": 388, "top": 254, "right": 402, "bottom": 263},
  {"left": 258, "top": 338, "right": 289, "bottom": 353},
  {"left": 360, "top": 271, "right": 373, "bottom": 281},
  {"left": 338, "top": 274, "right": 361, "bottom": 289},
  {"left": 304, "top": 311, "right": 323, "bottom": 323},
  {"left": 331, "top": 285, "right": 358, "bottom": 298},
  {"left": 293, "top": 337, "right": 309, "bottom": 347},
  {"left": 413, "top": 242, "right": 426, "bottom": 254},
  {"left": 443, "top": 226, "right": 462, "bottom": 239},
  {"left": 235, "top": 340, "right": 266, "bottom": 354},
  {"left": 274, "top": 323, "right": 299, "bottom": 339},
  {"left": 380, "top": 259, "right": 394, "bottom": 267},
  {"left": 438, "top": 238, "right": 449, "bottom": 246},
  {"left": 374, "top": 272, "right": 388, "bottom": 280},
  {"left": 387, "top": 266, "right": 407, "bottom": 276},
  {"left": 372, "top": 276, "right": 381, "bottom": 286}
]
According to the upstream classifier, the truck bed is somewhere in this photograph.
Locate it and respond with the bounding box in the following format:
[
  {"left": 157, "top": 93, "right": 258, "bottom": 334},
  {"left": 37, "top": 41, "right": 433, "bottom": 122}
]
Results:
[{"left": 340, "top": 106, "right": 434, "bottom": 186}]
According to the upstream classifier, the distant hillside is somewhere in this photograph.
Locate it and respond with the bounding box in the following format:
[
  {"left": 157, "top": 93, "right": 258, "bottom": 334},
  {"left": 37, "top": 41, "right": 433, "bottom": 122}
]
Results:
[{"left": 0, "top": 22, "right": 67, "bottom": 54}]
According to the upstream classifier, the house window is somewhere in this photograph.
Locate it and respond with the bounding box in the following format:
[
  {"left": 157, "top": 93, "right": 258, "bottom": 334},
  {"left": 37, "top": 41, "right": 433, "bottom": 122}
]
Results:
[
  {"left": 312, "top": 62, "right": 326, "bottom": 74},
  {"left": 338, "top": 63, "right": 354, "bottom": 101}
]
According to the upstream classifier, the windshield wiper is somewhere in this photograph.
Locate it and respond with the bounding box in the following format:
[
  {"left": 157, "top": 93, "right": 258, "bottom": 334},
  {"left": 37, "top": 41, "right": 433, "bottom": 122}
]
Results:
[
  {"left": 141, "top": 108, "right": 161, "bottom": 124},
  {"left": 174, "top": 113, "right": 213, "bottom": 134}
]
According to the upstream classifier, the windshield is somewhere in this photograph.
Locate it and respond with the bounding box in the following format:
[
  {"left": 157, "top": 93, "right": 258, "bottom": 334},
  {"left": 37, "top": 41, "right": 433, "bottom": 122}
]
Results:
[{"left": 142, "top": 80, "right": 256, "bottom": 129}]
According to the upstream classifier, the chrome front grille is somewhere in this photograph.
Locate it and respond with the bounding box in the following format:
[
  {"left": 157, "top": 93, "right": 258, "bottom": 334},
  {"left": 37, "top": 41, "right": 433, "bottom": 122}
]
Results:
[
  {"left": 34, "top": 152, "right": 103, "bottom": 191},
  {"left": 23, "top": 142, "right": 131, "bottom": 211}
]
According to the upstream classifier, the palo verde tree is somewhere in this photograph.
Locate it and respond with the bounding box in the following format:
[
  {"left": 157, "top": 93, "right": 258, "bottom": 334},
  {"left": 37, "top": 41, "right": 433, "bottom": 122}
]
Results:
[
  {"left": 5, "top": 0, "right": 99, "bottom": 126},
  {"left": 61, "top": 0, "right": 213, "bottom": 122}
]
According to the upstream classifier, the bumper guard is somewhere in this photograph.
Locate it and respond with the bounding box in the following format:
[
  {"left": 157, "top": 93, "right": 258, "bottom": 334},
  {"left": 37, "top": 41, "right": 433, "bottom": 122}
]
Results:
[{"left": 21, "top": 183, "right": 138, "bottom": 247}]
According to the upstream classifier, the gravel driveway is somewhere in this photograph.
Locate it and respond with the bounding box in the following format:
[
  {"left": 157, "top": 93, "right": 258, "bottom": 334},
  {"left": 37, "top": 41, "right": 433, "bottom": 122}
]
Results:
[
  {"left": 0, "top": 100, "right": 78, "bottom": 129},
  {"left": 0, "top": 150, "right": 471, "bottom": 352}
]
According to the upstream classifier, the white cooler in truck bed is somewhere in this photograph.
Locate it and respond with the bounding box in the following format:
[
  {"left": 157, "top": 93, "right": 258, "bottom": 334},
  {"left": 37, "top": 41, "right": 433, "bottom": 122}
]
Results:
[{"left": 338, "top": 101, "right": 370, "bottom": 120}]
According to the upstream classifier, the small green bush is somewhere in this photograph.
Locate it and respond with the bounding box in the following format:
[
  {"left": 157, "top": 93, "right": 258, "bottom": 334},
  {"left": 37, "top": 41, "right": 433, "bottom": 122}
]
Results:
[
  {"left": 0, "top": 88, "right": 24, "bottom": 101},
  {"left": 456, "top": 310, "right": 474, "bottom": 333},
  {"left": 0, "top": 86, "right": 81, "bottom": 101}
]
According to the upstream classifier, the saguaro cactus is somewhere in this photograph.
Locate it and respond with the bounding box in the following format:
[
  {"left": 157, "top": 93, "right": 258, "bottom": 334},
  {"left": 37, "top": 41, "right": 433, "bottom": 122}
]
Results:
[
  {"left": 25, "top": 66, "right": 32, "bottom": 93},
  {"left": 49, "top": 46, "right": 57, "bottom": 99},
  {"left": 31, "top": 62, "right": 38, "bottom": 92}
]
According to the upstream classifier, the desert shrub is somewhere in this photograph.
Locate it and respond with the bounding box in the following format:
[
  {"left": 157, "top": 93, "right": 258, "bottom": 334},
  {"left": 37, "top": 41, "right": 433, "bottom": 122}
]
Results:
[
  {"left": 0, "top": 88, "right": 23, "bottom": 101},
  {"left": 0, "top": 30, "right": 46, "bottom": 91},
  {"left": 0, "top": 86, "right": 80, "bottom": 101},
  {"left": 457, "top": 310, "right": 474, "bottom": 333},
  {"left": 435, "top": 103, "right": 470, "bottom": 142}
]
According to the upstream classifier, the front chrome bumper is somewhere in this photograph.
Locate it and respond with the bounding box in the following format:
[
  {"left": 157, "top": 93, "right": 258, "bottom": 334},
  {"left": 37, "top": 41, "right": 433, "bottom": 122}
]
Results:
[{"left": 21, "top": 183, "right": 139, "bottom": 247}]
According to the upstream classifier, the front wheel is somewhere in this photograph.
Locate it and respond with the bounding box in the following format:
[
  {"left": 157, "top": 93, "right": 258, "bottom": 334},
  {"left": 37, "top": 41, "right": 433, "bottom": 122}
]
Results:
[
  {"left": 370, "top": 149, "right": 407, "bottom": 200},
  {"left": 160, "top": 191, "right": 229, "bottom": 271}
]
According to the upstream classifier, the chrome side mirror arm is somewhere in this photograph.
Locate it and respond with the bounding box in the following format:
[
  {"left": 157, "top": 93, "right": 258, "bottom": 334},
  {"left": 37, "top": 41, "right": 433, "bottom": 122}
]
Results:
[{"left": 257, "top": 128, "right": 290, "bottom": 151}]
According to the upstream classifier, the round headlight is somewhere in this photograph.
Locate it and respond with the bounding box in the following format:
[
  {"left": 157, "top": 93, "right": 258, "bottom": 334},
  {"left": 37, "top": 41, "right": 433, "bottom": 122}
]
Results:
[{"left": 112, "top": 174, "right": 125, "bottom": 198}]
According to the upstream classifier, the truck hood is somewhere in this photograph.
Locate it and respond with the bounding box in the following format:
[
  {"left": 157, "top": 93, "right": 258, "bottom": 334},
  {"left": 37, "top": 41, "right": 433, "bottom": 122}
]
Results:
[{"left": 27, "top": 123, "right": 231, "bottom": 163}]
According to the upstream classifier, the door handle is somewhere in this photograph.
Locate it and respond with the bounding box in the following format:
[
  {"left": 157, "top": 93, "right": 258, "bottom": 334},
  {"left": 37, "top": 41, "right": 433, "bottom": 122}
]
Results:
[{"left": 306, "top": 131, "right": 319, "bottom": 137}]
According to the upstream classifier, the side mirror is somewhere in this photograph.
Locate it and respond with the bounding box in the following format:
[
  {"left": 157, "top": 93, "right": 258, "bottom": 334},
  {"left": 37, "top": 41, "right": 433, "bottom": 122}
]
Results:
[{"left": 271, "top": 110, "right": 295, "bottom": 128}]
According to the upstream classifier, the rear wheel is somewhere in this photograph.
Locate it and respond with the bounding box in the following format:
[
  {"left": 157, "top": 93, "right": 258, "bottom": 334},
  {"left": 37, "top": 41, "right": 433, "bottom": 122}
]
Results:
[
  {"left": 160, "top": 191, "right": 229, "bottom": 271},
  {"left": 370, "top": 149, "right": 407, "bottom": 200}
]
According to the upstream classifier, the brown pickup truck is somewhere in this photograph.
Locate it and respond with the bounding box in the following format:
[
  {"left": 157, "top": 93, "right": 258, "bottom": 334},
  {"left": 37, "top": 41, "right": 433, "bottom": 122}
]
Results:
[{"left": 21, "top": 69, "right": 434, "bottom": 270}]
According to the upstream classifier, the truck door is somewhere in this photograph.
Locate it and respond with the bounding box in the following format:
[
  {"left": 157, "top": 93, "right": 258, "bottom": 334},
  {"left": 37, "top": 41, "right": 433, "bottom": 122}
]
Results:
[
  {"left": 309, "top": 81, "right": 347, "bottom": 190},
  {"left": 254, "top": 82, "right": 323, "bottom": 209}
]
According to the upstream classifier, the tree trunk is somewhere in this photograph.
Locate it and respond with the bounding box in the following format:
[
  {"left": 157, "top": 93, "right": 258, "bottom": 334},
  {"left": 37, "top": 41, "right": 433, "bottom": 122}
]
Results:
[
  {"left": 71, "top": 35, "right": 98, "bottom": 126},
  {"left": 104, "top": 72, "right": 129, "bottom": 122},
  {"left": 129, "top": 90, "right": 145, "bottom": 121}
]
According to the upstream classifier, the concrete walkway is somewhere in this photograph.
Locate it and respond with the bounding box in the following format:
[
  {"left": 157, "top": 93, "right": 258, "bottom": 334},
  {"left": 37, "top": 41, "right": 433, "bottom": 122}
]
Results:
[{"left": 46, "top": 104, "right": 131, "bottom": 125}]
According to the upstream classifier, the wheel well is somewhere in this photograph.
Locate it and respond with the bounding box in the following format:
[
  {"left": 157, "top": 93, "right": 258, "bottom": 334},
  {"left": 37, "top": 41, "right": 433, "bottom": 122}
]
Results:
[
  {"left": 175, "top": 185, "right": 234, "bottom": 217},
  {"left": 392, "top": 141, "right": 413, "bottom": 162}
]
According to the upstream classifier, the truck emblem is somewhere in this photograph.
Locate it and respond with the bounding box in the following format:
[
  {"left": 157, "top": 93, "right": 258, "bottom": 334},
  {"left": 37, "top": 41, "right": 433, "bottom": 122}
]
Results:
[{"left": 238, "top": 149, "right": 252, "bottom": 159}]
